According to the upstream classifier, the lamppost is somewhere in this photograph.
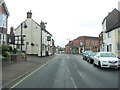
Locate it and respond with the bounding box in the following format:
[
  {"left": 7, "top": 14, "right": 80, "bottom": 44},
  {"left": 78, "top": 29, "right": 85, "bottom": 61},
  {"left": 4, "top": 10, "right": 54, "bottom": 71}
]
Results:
[
  {"left": 21, "top": 22, "right": 28, "bottom": 51},
  {"left": 40, "top": 21, "right": 47, "bottom": 57}
]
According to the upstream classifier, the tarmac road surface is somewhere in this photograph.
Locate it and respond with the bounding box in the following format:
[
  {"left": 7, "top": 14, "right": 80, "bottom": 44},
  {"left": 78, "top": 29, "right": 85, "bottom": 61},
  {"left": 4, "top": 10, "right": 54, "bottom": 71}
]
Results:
[{"left": 6, "top": 54, "right": 119, "bottom": 89}]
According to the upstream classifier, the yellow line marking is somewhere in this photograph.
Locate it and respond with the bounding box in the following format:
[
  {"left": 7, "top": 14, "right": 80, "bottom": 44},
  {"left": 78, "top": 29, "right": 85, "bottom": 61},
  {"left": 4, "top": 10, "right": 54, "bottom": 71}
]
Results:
[
  {"left": 9, "top": 60, "right": 52, "bottom": 89},
  {"left": 4, "top": 72, "right": 29, "bottom": 88}
]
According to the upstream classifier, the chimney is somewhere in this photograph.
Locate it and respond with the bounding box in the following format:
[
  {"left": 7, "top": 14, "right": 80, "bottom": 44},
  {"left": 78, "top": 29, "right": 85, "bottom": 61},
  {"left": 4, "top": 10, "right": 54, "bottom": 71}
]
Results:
[
  {"left": 27, "top": 10, "right": 32, "bottom": 18},
  {"left": 10, "top": 27, "right": 14, "bottom": 34}
]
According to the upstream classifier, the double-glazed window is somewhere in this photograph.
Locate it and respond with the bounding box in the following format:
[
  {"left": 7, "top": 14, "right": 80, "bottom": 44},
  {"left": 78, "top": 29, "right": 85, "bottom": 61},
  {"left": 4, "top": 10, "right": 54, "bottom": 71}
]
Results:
[
  {"left": 0, "top": 12, "right": 7, "bottom": 28},
  {"left": 87, "top": 40, "right": 89, "bottom": 46},
  {"left": 92, "top": 41, "right": 94, "bottom": 46},
  {"left": 117, "top": 43, "right": 120, "bottom": 52},
  {"left": 80, "top": 40, "right": 83, "bottom": 45},
  {"left": 95, "top": 41, "right": 97, "bottom": 46}
]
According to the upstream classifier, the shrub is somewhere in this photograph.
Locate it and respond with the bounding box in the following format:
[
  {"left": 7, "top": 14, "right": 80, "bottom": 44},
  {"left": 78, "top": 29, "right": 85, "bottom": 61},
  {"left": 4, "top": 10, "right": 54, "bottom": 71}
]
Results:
[
  {"left": 3, "top": 51, "right": 11, "bottom": 57},
  {"left": 16, "top": 52, "right": 25, "bottom": 57},
  {"left": 0, "top": 54, "right": 8, "bottom": 60},
  {"left": 2, "top": 45, "right": 10, "bottom": 52}
]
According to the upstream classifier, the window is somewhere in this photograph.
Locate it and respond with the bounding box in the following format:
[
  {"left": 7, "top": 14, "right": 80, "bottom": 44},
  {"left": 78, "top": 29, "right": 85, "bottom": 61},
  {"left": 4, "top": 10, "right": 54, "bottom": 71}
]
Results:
[
  {"left": 74, "top": 41, "right": 75, "bottom": 46},
  {"left": 117, "top": 43, "right": 120, "bottom": 52},
  {"left": 95, "top": 41, "right": 97, "bottom": 46},
  {"left": 80, "top": 40, "right": 83, "bottom": 45},
  {"left": 87, "top": 40, "right": 89, "bottom": 46},
  {"left": 0, "top": 13, "right": 7, "bottom": 28},
  {"left": 102, "top": 44, "right": 104, "bottom": 51},
  {"left": 109, "top": 44, "right": 112, "bottom": 52},
  {"left": 118, "top": 28, "right": 120, "bottom": 34},
  {"left": 92, "top": 41, "right": 94, "bottom": 46},
  {"left": 17, "top": 37, "right": 19, "bottom": 44},
  {"left": 3, "top": 14, "right": 7, "bottom": 28}
]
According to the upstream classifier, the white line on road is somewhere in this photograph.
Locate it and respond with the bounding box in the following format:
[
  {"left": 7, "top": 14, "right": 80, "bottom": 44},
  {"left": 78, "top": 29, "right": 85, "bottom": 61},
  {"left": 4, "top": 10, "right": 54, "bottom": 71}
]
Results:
[
  {"left": 71, "top": 77, "right": 77, "bottom": 89},
  {"left": 67, "top": 66, "right": 70, "bottom": 73}
]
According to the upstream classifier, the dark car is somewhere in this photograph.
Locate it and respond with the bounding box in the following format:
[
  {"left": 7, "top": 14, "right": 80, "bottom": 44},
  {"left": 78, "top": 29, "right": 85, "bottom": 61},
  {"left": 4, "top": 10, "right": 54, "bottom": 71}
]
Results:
[
  {"left": 83, "top": 51, "right": 93, "bottom": 60},
  {"left": 87, "top": 52, "right": 96, "bottom": 63}
]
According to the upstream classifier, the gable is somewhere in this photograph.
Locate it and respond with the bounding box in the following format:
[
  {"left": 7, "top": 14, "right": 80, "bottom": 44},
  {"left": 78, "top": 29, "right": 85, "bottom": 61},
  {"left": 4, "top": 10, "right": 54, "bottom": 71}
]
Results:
[{"left": 0, "top": 1, "right": 10, "bottom": 16}]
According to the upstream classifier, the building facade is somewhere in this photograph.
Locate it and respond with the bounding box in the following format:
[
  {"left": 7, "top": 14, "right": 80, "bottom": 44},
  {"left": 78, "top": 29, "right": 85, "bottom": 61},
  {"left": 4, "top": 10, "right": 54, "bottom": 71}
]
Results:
[
  {"left": 100, "top": 8, "right": 120, "bottom": 58},
  {"left": 65, "top": 36, "right": 99, "bottom": 54},
  {"left": 0, "top": 0, "right": 10, "bottom": 45},
  {"left": 14, "top": 11, "right": 53, "bottom": 57}
]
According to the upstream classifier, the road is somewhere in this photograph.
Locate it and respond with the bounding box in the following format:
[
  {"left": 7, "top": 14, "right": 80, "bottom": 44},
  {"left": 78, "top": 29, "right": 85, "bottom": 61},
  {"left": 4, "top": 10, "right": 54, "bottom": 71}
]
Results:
[{"left": 7, "top": 54, "right": 119, "bottom": 88}]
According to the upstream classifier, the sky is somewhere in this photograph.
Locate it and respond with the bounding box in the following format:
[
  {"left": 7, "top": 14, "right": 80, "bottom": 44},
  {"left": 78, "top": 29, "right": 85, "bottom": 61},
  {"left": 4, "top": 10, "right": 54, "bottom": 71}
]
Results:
[{"left": 5, "top": 0, "right": 120, "bottom": 47}]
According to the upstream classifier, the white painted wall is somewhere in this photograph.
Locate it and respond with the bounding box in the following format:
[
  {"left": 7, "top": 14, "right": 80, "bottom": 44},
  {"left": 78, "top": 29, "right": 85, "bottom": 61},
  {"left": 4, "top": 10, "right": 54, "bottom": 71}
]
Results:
[{"left": 15, "top": 18, "right": 53, "bottom": 56}]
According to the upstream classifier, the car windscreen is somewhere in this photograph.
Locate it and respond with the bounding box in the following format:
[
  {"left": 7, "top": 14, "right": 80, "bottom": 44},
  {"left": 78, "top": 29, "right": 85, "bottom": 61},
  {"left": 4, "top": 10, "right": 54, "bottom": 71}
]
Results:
[
  {"left": 100, "top": 53, "right": 116, "bottom": 57},
  {"left": 90, "top": 53, "right": 96, "bottom": 56}
]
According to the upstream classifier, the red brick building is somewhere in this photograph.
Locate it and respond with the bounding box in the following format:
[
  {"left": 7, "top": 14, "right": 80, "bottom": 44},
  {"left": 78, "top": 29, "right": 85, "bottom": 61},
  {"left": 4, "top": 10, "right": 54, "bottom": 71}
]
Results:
[
  {"left": 0, "top": 0, "right": 10, "bottom": 45},
  {"left": 65, "top": 36, "right": 99, "bottom": 54}
]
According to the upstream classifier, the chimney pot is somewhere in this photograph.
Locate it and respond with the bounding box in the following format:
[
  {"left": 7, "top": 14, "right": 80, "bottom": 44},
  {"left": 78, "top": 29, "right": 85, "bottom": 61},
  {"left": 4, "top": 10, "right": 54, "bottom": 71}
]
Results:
[{"left": 27, "top": 10, "right": 32, "bottom": 18}]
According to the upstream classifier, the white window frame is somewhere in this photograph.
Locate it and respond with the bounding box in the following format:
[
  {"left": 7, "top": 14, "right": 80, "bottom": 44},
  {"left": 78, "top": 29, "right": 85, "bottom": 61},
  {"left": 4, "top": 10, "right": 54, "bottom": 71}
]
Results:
[
  {"left": 0, "top": 13, "right": 7, "bottom": 28},
  {"left": 117, "top": 43, "right": 120, "bottom": 52}
]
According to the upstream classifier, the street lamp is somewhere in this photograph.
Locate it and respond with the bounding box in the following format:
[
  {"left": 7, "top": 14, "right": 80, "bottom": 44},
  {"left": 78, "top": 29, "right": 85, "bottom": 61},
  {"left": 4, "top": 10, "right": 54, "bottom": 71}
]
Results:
[
  {"left": 40, "top": 21, "right": 47, "bottom": 57},
  {"left": 21, "top": 22, "right": 28, "bottom": 51}
]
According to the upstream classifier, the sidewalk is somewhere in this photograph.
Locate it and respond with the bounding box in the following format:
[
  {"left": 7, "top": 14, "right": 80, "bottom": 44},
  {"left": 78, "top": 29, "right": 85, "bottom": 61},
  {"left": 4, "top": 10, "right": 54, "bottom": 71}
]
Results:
[{"left": 2, "top": 55, "right": 56, "bottom": 88}]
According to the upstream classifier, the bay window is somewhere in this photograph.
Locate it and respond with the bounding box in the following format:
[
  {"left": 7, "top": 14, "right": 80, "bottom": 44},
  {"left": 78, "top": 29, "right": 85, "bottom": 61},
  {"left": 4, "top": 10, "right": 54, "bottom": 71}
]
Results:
[{"left": 0, "top": 12, "right": 7, "bottom": 28}]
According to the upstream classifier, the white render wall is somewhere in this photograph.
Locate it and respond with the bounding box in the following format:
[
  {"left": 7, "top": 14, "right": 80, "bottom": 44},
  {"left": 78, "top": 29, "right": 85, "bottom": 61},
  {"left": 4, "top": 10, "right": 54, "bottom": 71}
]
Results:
[
  {"left": 15, "top": 18, "right": 53, "bottom": 56},
  {"left": 15, "top": 19, "right": 41, "bottom": 55}
]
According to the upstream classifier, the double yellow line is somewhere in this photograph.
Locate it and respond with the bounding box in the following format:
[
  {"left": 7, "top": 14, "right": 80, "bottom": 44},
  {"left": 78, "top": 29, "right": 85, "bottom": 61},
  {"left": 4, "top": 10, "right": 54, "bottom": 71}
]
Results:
[{"left": 9, "top": 60, "right": 52, "bottom": 89}]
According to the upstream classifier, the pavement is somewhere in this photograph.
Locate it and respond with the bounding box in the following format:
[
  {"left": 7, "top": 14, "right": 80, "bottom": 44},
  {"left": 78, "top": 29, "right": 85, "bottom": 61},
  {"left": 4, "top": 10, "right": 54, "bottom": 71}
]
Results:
[{"left": 2, "top": 55, "right": 56, "bottom": 88}]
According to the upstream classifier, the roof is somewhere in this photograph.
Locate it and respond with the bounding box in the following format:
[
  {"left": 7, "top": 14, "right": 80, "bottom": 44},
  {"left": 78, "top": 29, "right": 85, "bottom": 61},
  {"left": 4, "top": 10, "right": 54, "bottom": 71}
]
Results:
[
  {"left": 0, "top": 0, "right": 10, "bottom": 16},
  {"left": 76, "top": 36, "right": 99, "bottom": 40},
  {"left": 103, "top": 8, "right": 120, "bottom": 33}
]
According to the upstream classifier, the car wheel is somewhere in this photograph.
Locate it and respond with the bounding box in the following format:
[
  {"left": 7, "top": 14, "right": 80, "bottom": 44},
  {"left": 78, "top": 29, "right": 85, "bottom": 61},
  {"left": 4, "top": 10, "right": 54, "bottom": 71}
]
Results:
[
  {"left": 87, "top": 59, "right": 89, "bottom": 62},
  {"left": 91, "top": 60, "right": 93, "bottom": 64},
  {"left": 98, "top": 61, "right": 101, "bottom": 67},
  {"left": 93, "top": 60, "right": 96, "bottom": 66}
]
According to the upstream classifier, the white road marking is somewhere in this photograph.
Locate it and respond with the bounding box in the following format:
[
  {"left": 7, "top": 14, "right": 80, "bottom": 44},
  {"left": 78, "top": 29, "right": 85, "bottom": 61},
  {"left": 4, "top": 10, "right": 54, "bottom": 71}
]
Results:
[
  {"left": 67, "top": 66, "right": 70, "bottom": 73},
  {"left": 71, "top": 77, "right": 77, "bottom": 89}
]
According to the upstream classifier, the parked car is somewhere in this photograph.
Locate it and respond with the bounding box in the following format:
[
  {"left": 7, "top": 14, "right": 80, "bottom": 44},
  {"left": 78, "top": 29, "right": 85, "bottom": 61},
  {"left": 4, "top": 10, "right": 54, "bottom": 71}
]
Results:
[
  {"left": 93, "top": 52, "right": 120, "bottom": 68},
  {"left": 83, "top": 51, "right": 93, "bottom": 60},
  {"left": 87, "top": 52, "right": 96, "bottom": 63}
]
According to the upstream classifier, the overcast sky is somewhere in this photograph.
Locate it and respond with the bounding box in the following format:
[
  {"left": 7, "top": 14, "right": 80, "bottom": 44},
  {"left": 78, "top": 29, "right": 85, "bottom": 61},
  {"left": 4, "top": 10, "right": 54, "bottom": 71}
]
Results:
[{"left": 5, "top": 0, "right": 119, "bottom": 47}]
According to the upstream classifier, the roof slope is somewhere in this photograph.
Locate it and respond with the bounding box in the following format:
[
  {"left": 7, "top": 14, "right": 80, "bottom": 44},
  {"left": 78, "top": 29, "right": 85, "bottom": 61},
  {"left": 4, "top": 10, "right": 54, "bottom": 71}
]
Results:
[{"left": 105, "top": 8, "right": 120, "bottom": 32}]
